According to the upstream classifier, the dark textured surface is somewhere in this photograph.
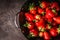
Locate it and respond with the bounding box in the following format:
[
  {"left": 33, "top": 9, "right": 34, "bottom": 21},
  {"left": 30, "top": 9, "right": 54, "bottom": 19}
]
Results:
[{"left": 0, "top": 0, "right": 27, "bottom": 40}]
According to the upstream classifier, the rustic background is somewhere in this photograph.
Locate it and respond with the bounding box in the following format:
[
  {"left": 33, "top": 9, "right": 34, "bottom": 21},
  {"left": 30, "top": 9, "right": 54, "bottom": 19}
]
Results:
[{"left": 0, "top": 0, "right": 27, "bottom": 40}]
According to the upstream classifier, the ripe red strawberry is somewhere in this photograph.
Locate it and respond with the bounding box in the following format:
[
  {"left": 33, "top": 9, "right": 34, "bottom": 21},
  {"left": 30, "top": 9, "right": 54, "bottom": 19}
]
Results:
[
  {"left": 39, "top": 32, "right": 44, "bottom": 37},
  {"left": 34, "top": 14, "right": 41, "bottom": 20},
  {"left": 47, "top": 18, "right": 53, "bottom": 23},
  {"left": 38, "top": 7, "right": 45, "bottom": 15},
  {"left": 29, "top": 3, "right": 36, "bottom": 14},
  {"left": 46, "top": 7, "right": 58, "bottom": 16},
  {"left": 25, "top": 13, "right": 34, "bottom": 21},
  {"left": 51, "top": 2, "right": 60, "bottom": 11},
  {"left": 45, "top": 9, "right": 55, "bottom": 19},
  {"left": 44, "top": 32, "right": 50, "bottom": 40},
  {"left": 52, "top": 21, "right": 57, "bottom": 26},
  {"left": 35, "top": 19, "right": 44, "bottom": 26},
  {"left": 29, "top": 29, "right": 38, "bottom": 37},
  {"left": 30, "top": 8, "right": 36, "bottom": 14},
  {"left": 46, "top": 7, "right": 49, "bottom": 12},
  {"left": 40, "top": 1, "right": 48, "bottom": 9},
  {"left": 53, "top": 17, "right": 60, "bottom": 24},
  {"left": 35, "top": 19, "right": 45, "bottom": 31},
  {"left": 50, "top": 27, "right": 58, "bottom": 37},
  {"left": 24, "top": 22, "right": 34, "bottom": 30}
]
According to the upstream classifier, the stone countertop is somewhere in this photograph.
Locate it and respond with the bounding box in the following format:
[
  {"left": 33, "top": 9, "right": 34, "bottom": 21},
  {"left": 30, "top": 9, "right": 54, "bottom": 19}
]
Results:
[{"left": 0, "top": 0, "right": 27, "bottom": 40}]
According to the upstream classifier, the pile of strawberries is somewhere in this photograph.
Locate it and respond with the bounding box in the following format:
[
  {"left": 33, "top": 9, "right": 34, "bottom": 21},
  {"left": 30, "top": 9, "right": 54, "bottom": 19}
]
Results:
[{"left": 23, "top": 1, "right": 60, "bottom": 40}]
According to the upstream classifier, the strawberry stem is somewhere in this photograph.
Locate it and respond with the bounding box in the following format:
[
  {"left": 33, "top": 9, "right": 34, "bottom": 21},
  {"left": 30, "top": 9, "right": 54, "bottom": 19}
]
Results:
[
  {"left": 23, "top": 22, "right": 28, "bottom": 27},
  {"left": 27, "top": 34, "right": 34, "bottom": 38},
  {"left": 28, "top": 3, "right": 35, "bottom": 10},
  {"left": 39, "top": 27, "right": 45, "bottom": 32},
  {"left": 42, "top": 12, "right": 45, "bottom": 16},
  {"left": 57, "top": 25, "right": 60, "bottom": 34},
  {"left": 48, "top": 24, "right": 52, "bottom": 29},
  {"left": 41, "top": 28, "right": 45, "bottom": 32},
  {"left": 38, "top": 1, "right": 41, "bottom": 4},
  {"left": 39, "top": 27, "right": 42, "bottom": 31},
  {"left": 33, "top": 19, "right": 38, "bottom": 22},
  {"left": 52, "top": 8, "right": 56, "bottom": 13},
  {"left": 40, "top": 4, "right": 42, "bottom": 8}
]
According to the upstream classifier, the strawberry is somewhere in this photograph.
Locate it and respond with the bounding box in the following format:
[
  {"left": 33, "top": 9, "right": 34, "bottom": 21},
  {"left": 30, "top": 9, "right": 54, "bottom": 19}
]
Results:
[
  {"left": 38, "top": 7, "right": 45, "bottom": 15},
  {"left": 35, "top": 19, "right": 45, "bottom": 31},
  {"left": 34, "top": 14, "right": 41, "bottom": 20},
  {"left": 40, "top": 1, "right": 48, "bottom": 9},
  {"left": 51, "top": 2, "right": 60, "bottom": 11},
  {"left": 52, "top": 21, "right": 57, "bottom": 26},
  {"left": 45, "top": 9, "right": 55, "bottom": 19},
  {"left": 53, "top": 17, "right": 60, "bottom": 24},
  {"left": 50, "top": 27, "right": 58, "bottom": 37},
  {"left": 25, "top": 13, "right": 34, "bottom": 21},
  {"left": 47, "top": 18, "right": 53, "bottom": 23},
  {"left": 39, "top": 32, "right": 44, "bottom": 37},
  {"left": 24, "top": 22, "right": 34, "bottom": 30},
  {"left": 50, "top": 26, "right": 60, "bottom": 37},
  {"left": 29, "top": 3, "right": 36, "bottom": 14},
  {"left": 44, "top": 32, "right": 50, "bottom": 40},
  {"left": 29, "top": 29, "right": 38, "bottom": 37}
]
